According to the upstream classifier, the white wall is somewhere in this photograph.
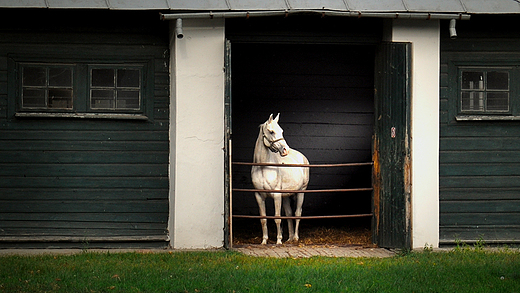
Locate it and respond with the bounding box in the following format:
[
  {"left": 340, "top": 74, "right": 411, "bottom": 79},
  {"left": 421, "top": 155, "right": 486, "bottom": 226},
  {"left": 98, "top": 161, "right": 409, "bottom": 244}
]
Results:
[
  {"left": 387, "top": 19, "right": 440, "bottom": 248},
  {"left": 169, "top": 19, "right": 226, "bottom": 249}
]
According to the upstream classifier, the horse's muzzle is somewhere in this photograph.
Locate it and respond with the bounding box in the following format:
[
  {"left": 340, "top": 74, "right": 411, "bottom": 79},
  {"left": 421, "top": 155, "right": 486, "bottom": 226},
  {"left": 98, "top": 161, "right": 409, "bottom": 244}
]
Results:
[
  {"left": 268, "top": 144, "right": 279, "bottom": 153},
  {"left": 268, "top": 142, "right": 288, "bottom": 157}
]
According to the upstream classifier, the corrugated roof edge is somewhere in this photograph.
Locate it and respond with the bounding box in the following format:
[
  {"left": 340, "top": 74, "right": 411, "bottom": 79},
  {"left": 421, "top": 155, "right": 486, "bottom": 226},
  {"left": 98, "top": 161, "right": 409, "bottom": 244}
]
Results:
[
  {"left": 0, "top": 7, "right": 519, "bottom": 15},
  {"left": 0, "top": 0, "right": 519, "bottom": 15},
  {"left": 160, "top": 9, "right": 471, "bottom": 20}
]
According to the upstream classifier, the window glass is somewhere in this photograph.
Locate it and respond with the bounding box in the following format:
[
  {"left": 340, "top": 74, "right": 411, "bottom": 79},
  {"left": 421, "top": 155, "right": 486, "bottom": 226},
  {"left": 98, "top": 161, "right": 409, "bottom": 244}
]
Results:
[
  {"left": 117, "top": 69, "right": 140, "bottom": 88},
  {"left": 117, "top": 90, "right": 140, "bottom": 109},
  {"left": 460, "top": 69, "right": 509, "bottom": 113},
  {"left": 49, "top": 68, "right": 72, "bottom": 87},
  {"left": 487, "top": 71, "right": 509, "bottom": 90},
  {"left": 92, "top": 69, "right": 115, "bottom": 87},
  {"left": 91, "top": 89, "right": 115, "bottom": 109},
  {"left": 461, "top": 71, "right": 484, "bottom": 90},
  {"left": 48, "top": 89, "right": 73, "bottom": 108},
  {"left": 23, "top": 67, "right": 46, "bottom": 86},
  {"left": 90, "top": 67, "right": 141, "bottom": 110},
  {"left": 18, "top": 62, "right": 144, "bottom": 114},
  {"left": 461, "top": 91, "right": 484, "bottom": 111},
  {"left": 22, "top": 89, "right": 46, "bottom": 108},
  {"left": 21, "top": 65, "right": 73, "bottom": 110},
  {"left": 487, "top": 92, "right": 509, "bottom": 111}
]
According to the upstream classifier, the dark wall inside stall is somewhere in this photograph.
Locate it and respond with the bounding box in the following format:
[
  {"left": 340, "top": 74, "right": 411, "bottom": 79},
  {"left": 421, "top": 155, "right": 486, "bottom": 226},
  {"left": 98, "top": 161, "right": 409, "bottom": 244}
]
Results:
[{"left": 231, "top": 42, "right": 375, "bottom": 219}]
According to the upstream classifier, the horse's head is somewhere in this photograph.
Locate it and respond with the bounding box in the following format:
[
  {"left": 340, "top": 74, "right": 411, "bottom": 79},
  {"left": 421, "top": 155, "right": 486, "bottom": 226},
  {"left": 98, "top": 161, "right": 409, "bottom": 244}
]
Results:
[{"left": 262, "top": 113, "right": 289, "bottom": 157}]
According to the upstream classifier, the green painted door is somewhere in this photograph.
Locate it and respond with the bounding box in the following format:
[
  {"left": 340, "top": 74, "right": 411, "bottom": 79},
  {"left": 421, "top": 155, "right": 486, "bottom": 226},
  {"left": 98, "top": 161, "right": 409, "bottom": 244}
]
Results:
[{"left": 373, "top": 42, "right": 412, "bottom": 249}]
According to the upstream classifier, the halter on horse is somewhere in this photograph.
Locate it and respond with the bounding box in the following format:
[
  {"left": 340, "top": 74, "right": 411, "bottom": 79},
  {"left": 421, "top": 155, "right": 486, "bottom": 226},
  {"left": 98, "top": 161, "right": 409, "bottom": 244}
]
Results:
[
  {"left": 251, "top": 113, "right": 310, "bottom": 244},
  {"left": 263, "top": 130, "right": 287, "bottom": 155}
]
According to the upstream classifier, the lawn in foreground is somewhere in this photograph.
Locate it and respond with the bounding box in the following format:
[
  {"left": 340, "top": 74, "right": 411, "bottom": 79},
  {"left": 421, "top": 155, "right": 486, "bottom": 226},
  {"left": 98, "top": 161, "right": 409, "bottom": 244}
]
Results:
[{"left": 0, "top": 248, "right": 519, "bottom": 292}]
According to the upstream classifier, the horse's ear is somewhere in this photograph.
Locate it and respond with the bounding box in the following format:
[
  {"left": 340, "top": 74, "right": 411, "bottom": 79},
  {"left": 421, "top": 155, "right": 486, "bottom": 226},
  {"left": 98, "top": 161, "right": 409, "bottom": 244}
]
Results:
[
  {"left": 268, "top": 113, "right": 274, "bottom": 123},
  {"left": 274, "top": 113, "right": 280, "bottom": 123}
]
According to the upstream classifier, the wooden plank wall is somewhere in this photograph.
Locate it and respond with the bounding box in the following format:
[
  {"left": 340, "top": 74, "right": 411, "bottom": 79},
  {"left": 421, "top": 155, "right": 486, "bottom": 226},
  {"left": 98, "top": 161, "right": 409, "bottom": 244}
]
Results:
[
  {"left": 231, "top": 43, "right": 375, "bottom": 219},
  {"left": 0, "top": 10, "right": 170, "bottom": 248},
  {"left": 372, "top": 42, "right": 412, "bottom": 249},
  {"left": 440, "top": 16, "right": 520, "bottom": 243}
]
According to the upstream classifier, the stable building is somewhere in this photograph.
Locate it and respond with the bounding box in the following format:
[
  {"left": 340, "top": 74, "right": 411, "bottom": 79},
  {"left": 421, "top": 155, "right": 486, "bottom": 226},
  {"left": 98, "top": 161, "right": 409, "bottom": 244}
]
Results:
[{"left": 0, "top": 0, "right": 519, "bottom": 249}]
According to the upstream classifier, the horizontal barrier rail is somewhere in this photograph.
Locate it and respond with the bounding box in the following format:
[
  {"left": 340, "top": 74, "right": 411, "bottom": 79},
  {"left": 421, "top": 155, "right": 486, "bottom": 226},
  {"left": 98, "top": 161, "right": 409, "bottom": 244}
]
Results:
[
  {"left": 233, "top": 162, "right": 373, "bottom": 168},
  {"left": 232, "top": 188, "right": 373, "bottom": 193},
  {"left": 231, "top": 161, "right": 374, "bottom": 238},
  {"left": 232, "top": 161, "right": 373, "bottom": 195},
  {"left": 232, "top": 214, "right": 373, "bottom": 220}
]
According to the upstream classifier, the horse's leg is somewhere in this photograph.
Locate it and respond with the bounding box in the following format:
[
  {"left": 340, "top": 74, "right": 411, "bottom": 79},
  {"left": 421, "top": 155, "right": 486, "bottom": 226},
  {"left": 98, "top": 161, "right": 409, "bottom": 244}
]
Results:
[
  {"left": 283, "top": 196, "right": 295, "bottom": 242},
  {"left": 293, "top": 192, "right": 304, "bottom": 242},
  {"left": 273, "top": 193, "right": 283, "bottom": 245},
  {"left": 255, "top": 192, "right": 268, "bottom": 245}
]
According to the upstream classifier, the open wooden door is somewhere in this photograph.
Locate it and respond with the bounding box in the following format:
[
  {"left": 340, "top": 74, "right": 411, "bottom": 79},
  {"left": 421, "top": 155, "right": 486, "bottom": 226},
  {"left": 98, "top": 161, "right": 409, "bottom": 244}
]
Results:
[{"left": 373, "top": 42, "right": 412, "bottom": 249}]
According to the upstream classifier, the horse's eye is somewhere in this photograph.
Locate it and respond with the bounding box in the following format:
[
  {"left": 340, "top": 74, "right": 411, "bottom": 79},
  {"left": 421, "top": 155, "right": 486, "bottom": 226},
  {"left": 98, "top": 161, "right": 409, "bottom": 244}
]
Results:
[{"left": 269, "top": 130, "right": 275, "bottom": 134}]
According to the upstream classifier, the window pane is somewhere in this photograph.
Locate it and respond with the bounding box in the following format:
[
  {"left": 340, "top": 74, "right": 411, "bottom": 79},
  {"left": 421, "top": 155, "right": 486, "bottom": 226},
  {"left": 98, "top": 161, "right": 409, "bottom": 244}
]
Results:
[
  {"left": 22, "top": 89, "right": 46, "bottom": 108},
  {"left": 487, "top": 71, "right": 509, "bottom": 90},
  {"left": 23, "top": 67, "right": 46, "bottom": 86},
  {"left": 48, "top": 89, "right": 73, "bottom": 109},
  {"left": 91, "top": 89, "right": 115, "bottom": 109},
  {"left": 487, "top": 92, "right": 509, "bottom": 111},
  {"left": 92, "top": 69, "right": 114, "bottom": 87},
  {"left": 117, "top": 69, "right": 140, "bottom": 88},
  {"left": 117, "top": 90, "right": 140, "bottom": 109},
  {"left": 89, "top": 66, "right": 142, "bottom": 111},
  {"left": 49, "top": 68, "right": 72, "bottom": 87},
  {"left": 461, "top": 92, "right": 484, "bottom": 111},
  {"left": 462, "top": 71, "right": 484, "bottom": 90}
]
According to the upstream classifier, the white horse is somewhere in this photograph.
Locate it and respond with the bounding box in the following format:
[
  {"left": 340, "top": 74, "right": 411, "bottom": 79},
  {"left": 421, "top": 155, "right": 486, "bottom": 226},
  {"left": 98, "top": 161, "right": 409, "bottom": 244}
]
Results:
[{"left": 251, "top": 113, "right": 310, "bottom": 245}]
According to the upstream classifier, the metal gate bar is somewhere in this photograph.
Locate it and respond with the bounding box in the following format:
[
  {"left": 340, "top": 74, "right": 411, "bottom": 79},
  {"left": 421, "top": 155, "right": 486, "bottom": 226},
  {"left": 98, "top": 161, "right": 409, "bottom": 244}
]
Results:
[
  {"left": 233, "top": 188, "right": 372, "bottom": 193},
  {"left": 231, "top": 161, "right": 373, "bottom": 246},
  {"left": 233, "top": 162, "right": 373, "bottom": 168},
  {"left": 232, "top": 161, "right": 373, "bottom": 219},
  {"left": 233, "top": 214, "right": 373, "bottom": 220}
]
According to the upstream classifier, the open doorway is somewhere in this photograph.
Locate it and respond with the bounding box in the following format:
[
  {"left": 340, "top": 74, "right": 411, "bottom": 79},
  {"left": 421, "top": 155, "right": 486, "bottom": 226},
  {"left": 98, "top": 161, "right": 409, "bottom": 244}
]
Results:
[{"left": 229, "top": 43, "right": 376, "bottom": 246}]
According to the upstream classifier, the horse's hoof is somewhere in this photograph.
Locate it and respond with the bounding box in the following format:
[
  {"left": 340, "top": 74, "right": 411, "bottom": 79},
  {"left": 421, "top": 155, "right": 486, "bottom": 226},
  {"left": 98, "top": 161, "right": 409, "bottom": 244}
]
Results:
[
  {"left": 285, "top": 238, "right": 299, "bottom": 245},
  {"left": 276, "top": 240, "right": 283, "bottom": 245},
  {"left": 261, "top": 239, "right": 267, "bottom": 245}
]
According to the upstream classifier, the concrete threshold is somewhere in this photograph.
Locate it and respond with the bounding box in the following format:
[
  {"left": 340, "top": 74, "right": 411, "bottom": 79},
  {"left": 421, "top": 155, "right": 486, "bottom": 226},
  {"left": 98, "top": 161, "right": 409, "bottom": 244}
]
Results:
[{"left": 232, "top": 244, "right": 395, "bottom": 258}]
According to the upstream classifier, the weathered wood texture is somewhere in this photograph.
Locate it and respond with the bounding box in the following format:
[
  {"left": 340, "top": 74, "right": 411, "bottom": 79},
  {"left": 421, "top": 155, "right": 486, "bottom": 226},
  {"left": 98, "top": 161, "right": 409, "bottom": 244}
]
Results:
[
  {"left": 440, "top": 16, "right": 520, "bottom": 244},
  {"left": 0, "top": 10, "right": 170, "bottom": 247},
  {"left": 229, "top": 41, "right": 375, "bottom": 218},
  {"left": 372, "top": 42, "right": 411, "bottom": 249}
]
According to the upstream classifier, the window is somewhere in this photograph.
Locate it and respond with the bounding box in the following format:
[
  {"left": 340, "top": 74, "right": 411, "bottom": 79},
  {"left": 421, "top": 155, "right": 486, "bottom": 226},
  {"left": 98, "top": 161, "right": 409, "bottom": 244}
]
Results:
[
  {"left": 90, "top": 67, "right": 141, "bottom": 110},
  {"left": 22, "top": 65, "right": 74, "bottom": 110},
  {"left": 16, "top": 61, "right": 148, "bottom": 119},
  {"left": 445, "top": 54, "right": 520, "bottom": 121},
  {"left": 460, "top": 69, "right": 510, "bottom": 113}
]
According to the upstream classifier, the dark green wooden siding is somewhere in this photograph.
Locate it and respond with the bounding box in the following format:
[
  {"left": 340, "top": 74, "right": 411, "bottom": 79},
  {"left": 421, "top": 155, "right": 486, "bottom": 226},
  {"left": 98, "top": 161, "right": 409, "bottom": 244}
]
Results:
[
  {"left": 0, "top": 10, "right": 170, "bottom": 248},
  {"left": 440, "top": 16, "right": 520, "bottom": 244}
]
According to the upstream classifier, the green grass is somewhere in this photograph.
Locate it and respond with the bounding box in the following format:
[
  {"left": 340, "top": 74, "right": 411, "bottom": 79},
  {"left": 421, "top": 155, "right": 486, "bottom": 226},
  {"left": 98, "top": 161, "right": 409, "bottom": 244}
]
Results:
[{"left": 1, "top": 248, "right": 519, "bottom": 292}]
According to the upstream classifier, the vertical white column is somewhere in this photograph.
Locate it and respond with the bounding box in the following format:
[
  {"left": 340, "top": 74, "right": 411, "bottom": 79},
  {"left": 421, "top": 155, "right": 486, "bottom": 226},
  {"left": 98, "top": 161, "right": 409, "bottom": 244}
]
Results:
[
  {"left": 169, "top": 19, "right": 226, "bottom": 249},
  {"left": 389, "top": 19, "right": 440, "bottom": 248}
]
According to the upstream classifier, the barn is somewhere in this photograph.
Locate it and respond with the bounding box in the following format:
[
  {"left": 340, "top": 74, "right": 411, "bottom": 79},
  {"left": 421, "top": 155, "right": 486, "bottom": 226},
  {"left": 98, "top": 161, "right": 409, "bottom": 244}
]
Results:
[{"left": 0, "top": 0, "right": 519, "bottom": 250}]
